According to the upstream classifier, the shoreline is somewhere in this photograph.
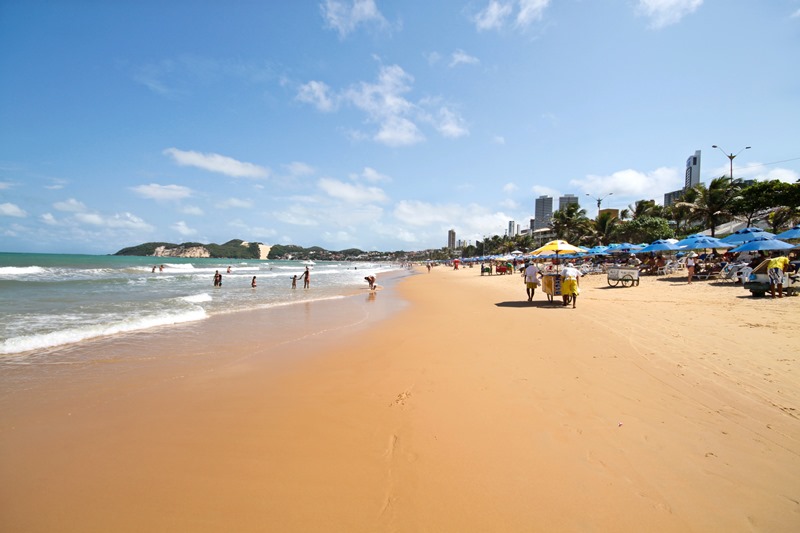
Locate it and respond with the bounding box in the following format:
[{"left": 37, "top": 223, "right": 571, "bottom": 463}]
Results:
[{"left": 1, "top": 265, "right": 799, "bottom": 531}]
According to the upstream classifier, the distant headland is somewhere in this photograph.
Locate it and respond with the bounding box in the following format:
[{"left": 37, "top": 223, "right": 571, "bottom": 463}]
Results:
[{"left": 114, "top": 239, "right": 383, "bottom": 261}]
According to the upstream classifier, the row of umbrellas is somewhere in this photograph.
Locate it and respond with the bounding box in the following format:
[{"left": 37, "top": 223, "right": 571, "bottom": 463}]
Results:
[{"left": 524, "top": 225, "right": 800, "bottom": 259}]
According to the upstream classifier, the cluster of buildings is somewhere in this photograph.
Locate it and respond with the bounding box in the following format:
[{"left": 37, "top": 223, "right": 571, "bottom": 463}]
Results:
[{"left": 446, "top": 149, "right": 751, "bottom": 251}]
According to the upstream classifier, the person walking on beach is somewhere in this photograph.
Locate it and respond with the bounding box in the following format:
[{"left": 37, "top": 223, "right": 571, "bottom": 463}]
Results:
[
  {"left": 251, "top": 276, "right": 257, "bottom": 288},
  {"left": 291, "top": 275, "right": 298, "bottom": 289},
  {"left": 560, "top": 262, "right": 582, "bottom": 308},
  {"left": 300, "top": 266, "right": 310, "bottom": 289},
  {"left": 686, "top": 253, "right": 697, "bottom": 284},
  {"left": 213, "top": 270, "right": 222, "bottom": 287},
  {"left": 522, "top": 261, "right": 541, "bottom": 301},
  {"left": 767, "top": 252, "right": 790, "bottom": 298}
]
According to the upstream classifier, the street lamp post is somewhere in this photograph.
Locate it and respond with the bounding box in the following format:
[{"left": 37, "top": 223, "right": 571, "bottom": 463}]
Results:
[
  {"left": 586, "top": 192, "right": 613, "bottom": 209},
  {"left": 712, "top": 145, "right": 750, "bottom": 180}
]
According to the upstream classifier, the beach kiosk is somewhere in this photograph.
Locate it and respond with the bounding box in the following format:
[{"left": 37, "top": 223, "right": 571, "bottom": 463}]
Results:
[
  {"left": 541, "top": 273, "right": 563, "bottom": 302},
  {"left": 527, "top": 240, "right": 587, "bottom": 305}
]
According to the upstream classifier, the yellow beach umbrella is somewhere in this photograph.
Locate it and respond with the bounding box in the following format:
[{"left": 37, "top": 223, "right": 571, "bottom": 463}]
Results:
[{"left": 529, "top": 240, "right": 586, "bottom": 256}]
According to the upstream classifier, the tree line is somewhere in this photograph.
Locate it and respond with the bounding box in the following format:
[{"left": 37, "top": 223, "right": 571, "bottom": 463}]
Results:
[{"left": 467, "top": 178, "right": 799, "bottom": 257}]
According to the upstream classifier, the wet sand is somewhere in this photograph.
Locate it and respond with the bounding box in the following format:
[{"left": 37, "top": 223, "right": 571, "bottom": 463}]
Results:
[{"left": 1, "top": 265, "right": 799, "bottom": 532}]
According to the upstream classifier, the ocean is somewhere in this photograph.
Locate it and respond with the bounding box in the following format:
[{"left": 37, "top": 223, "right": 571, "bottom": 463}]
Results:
[{"left": 0, "top": 252, "right": 409, "bottom": 357}]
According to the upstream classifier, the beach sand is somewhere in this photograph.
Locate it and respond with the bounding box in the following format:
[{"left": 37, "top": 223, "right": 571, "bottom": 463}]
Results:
[{"left": 1, "top": 265, "right": 799, "bottom": 532}]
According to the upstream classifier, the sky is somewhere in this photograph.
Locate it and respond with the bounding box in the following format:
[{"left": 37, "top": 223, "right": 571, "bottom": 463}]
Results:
[{"left": 1, "top": 0, "right": 799, "bottom": 255}]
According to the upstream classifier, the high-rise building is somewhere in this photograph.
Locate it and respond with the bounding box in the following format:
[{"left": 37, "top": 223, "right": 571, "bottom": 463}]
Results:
[
  {"left": 665, "top": 149, "right": 702, "bottom": 206},
  {"left": 685, "top": 150, "right": 701, "bottom": 189},
  {"left": 508, "top": 220, "right": 517, "bottom": 237},
  {"left": 447, "top": 229, "right": 456, "bottom": 250},
  {"left": 559, "top": 194, "right": 579, "bottom": 211},
  {"left": 534, "top": 195, "right": 553, "bottom": 230}
]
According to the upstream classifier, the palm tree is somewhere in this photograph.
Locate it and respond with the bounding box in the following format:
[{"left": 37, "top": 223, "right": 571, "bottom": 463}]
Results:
[
  {"left": 550, "top": 203, "right": 593, "bottom": 245},
  {"left": 627, "top": 199, "right": 663, "bottom": 219},
  {"left": 676, "top": 177, "right": 742, "bottom": 237},
  {"left": 592, "top": 210, "right": 618, "bottom": 245}
]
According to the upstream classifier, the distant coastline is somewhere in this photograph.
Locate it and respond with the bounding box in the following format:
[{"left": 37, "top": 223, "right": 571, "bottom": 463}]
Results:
[{"left": 113, "top": 240, "right": 415, "bottom": 262}]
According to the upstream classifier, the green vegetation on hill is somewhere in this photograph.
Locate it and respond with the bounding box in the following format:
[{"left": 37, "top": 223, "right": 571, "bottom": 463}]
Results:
[
  {"left": 115, "top": 239, "right": 263, "bottom": 259},
  {"left": 114, "top": 240, "right": 374, "bottom": 261}
]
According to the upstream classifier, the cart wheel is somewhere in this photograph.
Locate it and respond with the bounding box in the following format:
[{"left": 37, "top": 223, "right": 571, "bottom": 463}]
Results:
[
  {"left": 634, "top": 278, "right": 640, "bottom": 286},
  {"left": 620, "top": 275, "right": 634, "bottom": 287},
  {"left": 607, "top": 278, "right": 619, "bottom": 287}
]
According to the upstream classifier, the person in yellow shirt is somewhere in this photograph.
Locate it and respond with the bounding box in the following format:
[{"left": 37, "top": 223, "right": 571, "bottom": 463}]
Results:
[{"left": 767, "top": 253, "right": 790, "bottom": 298}]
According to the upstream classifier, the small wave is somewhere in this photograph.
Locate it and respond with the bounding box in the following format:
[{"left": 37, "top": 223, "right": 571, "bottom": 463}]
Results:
[
  {"left": 181, "top": 293, "right": 212, "bottom": 303},
  {"left": 0, "top": 266, "right": 46, "bottom": 276},
  {"left": 0, "top": 309, "right": 208, "bottom": 355}
]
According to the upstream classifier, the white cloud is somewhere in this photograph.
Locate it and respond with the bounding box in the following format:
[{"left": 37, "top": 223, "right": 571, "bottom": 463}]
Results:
[
  {"left": 449, "top": 49, "right": 480, "bottom": 68},
  {"left": 74, "top": 212, "right": 154, "bottom": 231},
  {"left": 285, "top": 162, "right": 316, "bottom": 177},
  {"left": 0, "top": 203, "right": 27, "bottom": 217},
  {"left": 474, "top": 0, "right": 513, "bottom": 31},
  {"left": 474, "top": 0, "right": 550, "bottom": 31},
  {"left": 435, "top": 107, "right": 469, "bottom": 138},
  {"left": 792, "top": 8, "right": 800, "bottom": 18},
  {"left": 393, "top": 200, "right": 512, "bottom": 246},
  {"left": 163, "top": 148, "right": 269, "bottom": 179},
  {"left": 517, "top": 0, "right": 550, "bottom": 26},
  {"left": 318, "top": 177, "right": 388, "bottom": 203},
  {"left": 272, "top": 204, "right": 321, "bottom": 226},
  {"left": 493, "top": 135, "right": 506, "bottom": 145},
  {"left": 53, "top": 198, "right": 87, "bottom": 212},
  {"left": 424, "top": 51, "right": 442, "bottom": 66},
  {"left": 500, "top": 198, "right": 520, "bottom": 210},
  {"left": 569, "top": 167, "right": 682, "bottom": 199},
  {"left": 736, "top": 164, "right": 799, "bottom": 184},
  {"left": 531, "top": 184, "right": 561, "bottom": 197},
  {"left": 300, "top": 63, "right": 468, "bottom": 146},
  {"left": 216, "top": 198, "right": 254, "bottom": 209},
  {"left": 172, "top": 221, "right": 196, "bottom": 236},
  {"left": 636, "top": 0, "right": 703, "bottom": 29},
  {"left": 41, "top": 213, "right": 58, "bottom": 225},
  {"left": 375, "top": 116, "right": 425, "bottom": 146},
  {"left": 180, "top": 205, "right": 204, "bottom": 216},
  {"left": 296, "top": 81, "right": 337, "bottom": 112},
  {"left": 320, "top": 0, "right": 388, "bottom": 37},
  {"left": 0, "top": 182, "right": 11, "bottom": 190},
  {"left": 131, "top": 183, "right": 193, "bottom": 201},
  {"left": 503, "top": 183, "right": 518, "bottom": 193},
  {"left": 358, "top": 167, "right": 392, "bottom": 183}
]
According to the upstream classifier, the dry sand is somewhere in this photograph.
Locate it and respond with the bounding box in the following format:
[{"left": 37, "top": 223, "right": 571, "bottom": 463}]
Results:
[{"left": 1, "top": 265, "right": 799, "bottom": 532}]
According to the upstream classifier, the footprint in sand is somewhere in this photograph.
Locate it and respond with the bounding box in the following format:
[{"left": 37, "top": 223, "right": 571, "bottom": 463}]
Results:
[{"left": 391, "top": 391, "right": 411, "bottom": 407}]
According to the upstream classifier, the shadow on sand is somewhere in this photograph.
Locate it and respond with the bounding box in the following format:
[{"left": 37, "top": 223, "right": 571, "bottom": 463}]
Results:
[{"left": 495, "top": 300, "right": 562, "bottom": 308}]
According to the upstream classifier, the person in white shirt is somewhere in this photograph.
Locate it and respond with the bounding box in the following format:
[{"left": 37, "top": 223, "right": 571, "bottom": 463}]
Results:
[
  {"left": 522, "top": 261, "right": 541, "bottom": 301},
  {"left": 560, "top": 262, "right": 582, "bottom": 308}
]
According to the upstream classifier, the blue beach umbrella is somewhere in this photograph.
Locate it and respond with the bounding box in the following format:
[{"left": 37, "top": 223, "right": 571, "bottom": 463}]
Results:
[
  {"left": 728, "top": 237, "right": 795, "bottom": 253},
  {"left": 673, "top": 233, "right": 708, "bottom": 248},
  {"left": 679, "top": 236, "right": 734, "bottom": 251},
  {"left": 775, "top": 225, "right": 800, "bottom": 241},
  {"left": 638, "top": 239, "right": 679, "bottom": 253},
  {"left": 585, "top": 245, "right": 609, "bottom": 255},
  {"left": 720, "top": 227, "right": 775, "bottom": 244}
]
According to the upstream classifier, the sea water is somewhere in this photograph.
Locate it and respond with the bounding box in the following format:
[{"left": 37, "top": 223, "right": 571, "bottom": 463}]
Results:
[{"left": 0, "top": 252, "right": 407, "bottom": 357}]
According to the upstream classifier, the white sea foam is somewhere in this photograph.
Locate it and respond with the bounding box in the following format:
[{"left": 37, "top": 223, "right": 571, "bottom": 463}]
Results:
[
  {"left": 0, "top": 266, "right": 46, "bottom": 276},
  {"left": 0, "top": 309, "right": 208, "bottom": 355},
  {"left": 181, "top": 293, "right": 212, "bottom": 303}
]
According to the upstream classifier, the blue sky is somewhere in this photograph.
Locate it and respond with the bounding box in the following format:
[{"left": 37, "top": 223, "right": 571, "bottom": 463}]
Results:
[{"left": 1, "top": 0, "right": 799, "bottom": 254}]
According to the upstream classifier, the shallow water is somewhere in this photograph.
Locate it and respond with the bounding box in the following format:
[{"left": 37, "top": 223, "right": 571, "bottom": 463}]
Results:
[{"left": 0, "top": 252, "right": 408, "bottom": 356}]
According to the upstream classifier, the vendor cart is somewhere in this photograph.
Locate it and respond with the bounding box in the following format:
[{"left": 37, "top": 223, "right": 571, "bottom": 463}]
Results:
[
  {"left": 541, "top": 273, "right": 563, "bottom": 302},
  {"left": 607, "top": 266, "right": 640, "bottom": 287}
]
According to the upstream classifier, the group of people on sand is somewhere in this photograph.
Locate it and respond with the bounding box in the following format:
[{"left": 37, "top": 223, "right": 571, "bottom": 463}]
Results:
[{"left": 521, "top": 259, "right": 581, "bottom": 308}]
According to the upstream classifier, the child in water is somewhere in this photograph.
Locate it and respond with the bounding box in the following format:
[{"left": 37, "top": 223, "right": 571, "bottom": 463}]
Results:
[{"left": 291, "top": 275, "right": 298, "bottom": 289}]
